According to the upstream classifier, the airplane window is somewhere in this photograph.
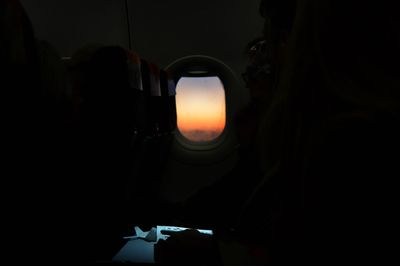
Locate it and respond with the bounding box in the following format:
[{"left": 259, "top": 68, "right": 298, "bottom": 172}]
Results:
[{"left": 176, "top": 76, "right": 226, "bottom": 143}]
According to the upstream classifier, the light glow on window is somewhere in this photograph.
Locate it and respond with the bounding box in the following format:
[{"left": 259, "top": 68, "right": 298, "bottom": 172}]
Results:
[{"left": 176, "top": 77, "right": 226, "bottom": 142}]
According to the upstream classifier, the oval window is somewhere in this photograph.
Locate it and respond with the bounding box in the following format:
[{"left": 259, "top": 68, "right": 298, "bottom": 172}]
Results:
[{"left": 176, "top": 76, "right": 226, "bottom": 142}]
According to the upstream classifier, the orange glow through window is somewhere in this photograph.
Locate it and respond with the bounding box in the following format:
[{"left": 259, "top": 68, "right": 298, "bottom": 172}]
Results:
[{"left": 176, "top": 77, "right": 226, "bottom": 142}]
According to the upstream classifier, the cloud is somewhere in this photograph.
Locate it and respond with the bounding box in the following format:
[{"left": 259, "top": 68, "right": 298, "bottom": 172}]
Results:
[{"left": 180, "top": 129, "right": 222, "bottom": 142}]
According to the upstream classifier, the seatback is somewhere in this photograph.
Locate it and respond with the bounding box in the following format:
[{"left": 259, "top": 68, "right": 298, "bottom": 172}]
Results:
[
  {"left": 70, "top": 45, "right": 176, "bottom": 260},
  {"left": 129, "top": 59, "right": 177, "bottom": 225}
]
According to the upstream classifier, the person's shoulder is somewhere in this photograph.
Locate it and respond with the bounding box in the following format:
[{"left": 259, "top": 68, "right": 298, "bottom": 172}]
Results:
[
  {"left": 319, "top": 110, "right": 400, "bottom": 145},
  {"left": 306, "top": 110, "right": 400, "bottom": 177}
]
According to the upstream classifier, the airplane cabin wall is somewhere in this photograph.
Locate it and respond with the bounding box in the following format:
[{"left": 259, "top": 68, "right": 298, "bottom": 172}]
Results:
[
  {"left": 20, "top": 0, "right": 130, "bottom": 56},
  {"left": 20, "top": 0, "right": 263, "bottom": 94},
  {"left": 19, "top": 0, "right": 265, "bottom": 203},
  {"left": 129, "top": 0, "right": 264, "bottom": 203},
  {"left": 129, "top": 0, "right": 263, "bottom": 85}
]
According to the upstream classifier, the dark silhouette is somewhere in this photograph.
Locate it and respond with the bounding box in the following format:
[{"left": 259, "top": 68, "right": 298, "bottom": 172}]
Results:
[
  {"left": 241, "top": 0, "right": 400, "bottom": 265},
  {"left": 68, "top": 45, "right": 176, "bottom": 262},
  {"left": 68, "top": 46, "right": 142, "bottom": 262},
  {"left": 4, "top": 0, "right": 400, "bottom": 265},
  {"left": 1, "top": 0, "right": 77, "bottom": 263},
  {"left": 155, "top": 0, "right": 400, "bottom": 265}
]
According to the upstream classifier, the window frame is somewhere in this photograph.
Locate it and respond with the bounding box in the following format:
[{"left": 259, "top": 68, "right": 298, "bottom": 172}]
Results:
[{"left": 166, "top": 55, "right": 241, "bottom": 164}]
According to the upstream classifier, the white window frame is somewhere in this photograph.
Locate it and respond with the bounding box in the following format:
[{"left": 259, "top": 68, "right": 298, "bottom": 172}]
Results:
[{"left": 165, "top": 55, "right": 241, "bottom": 164}]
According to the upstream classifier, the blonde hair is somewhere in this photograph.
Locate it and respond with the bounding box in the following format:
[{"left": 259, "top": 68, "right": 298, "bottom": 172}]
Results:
[{"left": 257, "top": 0, "right": 400, "bottom": 176}]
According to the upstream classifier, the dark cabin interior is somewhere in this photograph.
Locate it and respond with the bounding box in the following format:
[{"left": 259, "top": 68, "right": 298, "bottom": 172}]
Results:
[{"left": 2, "top": 0, "right": 400, "bottom": 265}]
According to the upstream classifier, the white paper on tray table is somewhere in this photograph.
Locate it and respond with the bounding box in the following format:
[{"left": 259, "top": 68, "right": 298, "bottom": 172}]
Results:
[{"left": 156, "top": 225, "right": 213, "bottom": 241}]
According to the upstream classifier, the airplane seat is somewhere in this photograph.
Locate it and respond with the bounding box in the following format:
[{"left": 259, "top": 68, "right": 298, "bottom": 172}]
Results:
[
  {"left": 36, "top": 39, "right": 72, "bottom": 115},
  {"left": 68, "top": 45, "right": 141, "bottom": 260},
  {"left": 128, "top": 59, "right": 177, "bottom": 225},
  {"left": 68, "top": 45, "right": 177, "bottom": 261},
  {"left": 34, "top": 39, "right": 86, "bottom": 263}
]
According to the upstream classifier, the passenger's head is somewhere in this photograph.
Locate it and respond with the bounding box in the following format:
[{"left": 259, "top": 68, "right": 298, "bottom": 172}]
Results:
[
  {"left": 68, "top": 44, "right": 102, "bottom": 111},
  {"left": 71, "top": 46, "right": 137, "bottom": 141},
  {"left": 259, "top": 0, "right": 297, "bottom": 45},
  {"left": 242, "top": 37, "right": 273, "bottom": 101},
  {"left": 257, "top": 0, "right": 298, "bottom": 100},
  {"left": 36, "top": 40, "right": 69, "bottom": 103}
]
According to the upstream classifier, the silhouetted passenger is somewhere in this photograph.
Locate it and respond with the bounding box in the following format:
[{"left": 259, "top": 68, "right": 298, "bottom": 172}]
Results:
[
  {"left": 239, "top": 0, "right": 400, "bottom": 264},
  {"left": 1, "top": 0, "right": 78, "bottom": 264},
  {"left": 2, "top": 2, "right": 40, "bottom": 261},
  {"left": 156, "top": 0, "right": 400, "bottom": 265},
  {"left": 68, "top": 46, "right": 140, "bottom": 261},
  {"left": 236, "top": 37, "right": 273, "bottom": 150}
]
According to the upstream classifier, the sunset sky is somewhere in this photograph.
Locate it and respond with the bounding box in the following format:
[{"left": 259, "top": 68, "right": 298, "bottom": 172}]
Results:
[{"left": 176, "top": 77, "right": 226, "bottom": 141}]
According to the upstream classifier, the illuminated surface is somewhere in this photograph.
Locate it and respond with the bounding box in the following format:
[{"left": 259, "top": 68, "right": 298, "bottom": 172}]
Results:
[
  {"left": 113, "top": 239, "right": 154, "bottom": 263},
  {"left": 113, "top": 226, "right": 213, "bottom": 263},
  {"left": 176, "top": 77, "right": 226, "bottom": 142}
]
